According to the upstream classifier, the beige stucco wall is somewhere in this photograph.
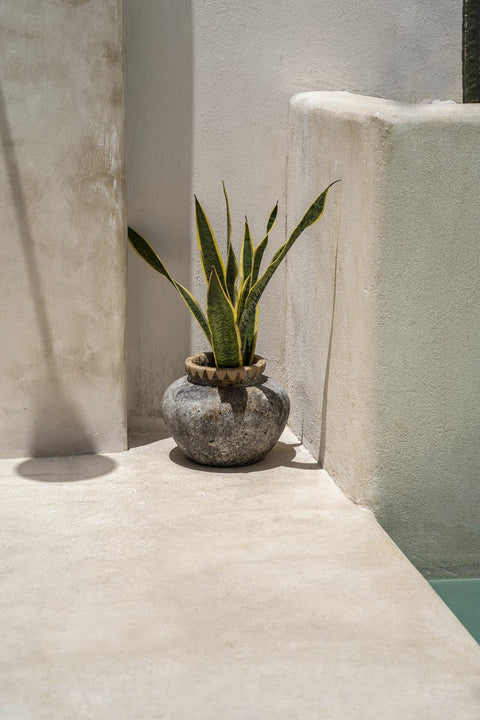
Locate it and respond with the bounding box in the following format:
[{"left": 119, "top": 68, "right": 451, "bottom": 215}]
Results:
[
  {"left": 126, "top": 0, "right": 461, "bottom": 428},
  {"left": 125, "top": 3, "right": 477, "bottom": 574},
  {"left": 286, "top": 92, "right": 480, "bottom": 576},
  {"left": 0, "top": 0, "right": 126, "bottom": 456},
  {"left": 125, "top": 0, "right": 192, "bottom": 430}
]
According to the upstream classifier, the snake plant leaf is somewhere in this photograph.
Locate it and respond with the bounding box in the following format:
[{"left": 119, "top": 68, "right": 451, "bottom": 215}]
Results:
[
  {"left": 240, "top": 217, "right": 254, "bottom": 287},
  {"left": 195, "top": 196, "right": 227, "bottom": 291},
  {"left": 223, "top": 182, "right": 232, "bottom": 246},
  {"left": 239, "top": 181, "right": 338, "bottom": 344},
  {"left": 223, "top": 182, "right": 238, "bottom": 304},
  {"left": 250, "top": 234, "right": 268, "bottom": 287},
  {"left": 248, "top": 203, "right": 276, "bottom": 290},
  {"left": 235, "top": 271, "right": 252, "bottom": 325},
  {"left": 226, "top": 243, "right": 238, "bottom": 305},
  {"left": 128, "top": 226, "right": 212, "bottom": 345},
  {"left": 128, "top": 226, "right": 171, "bottom": 279},
  {"left": 266, "top": 202, "right": 278, "bottom": 234},
  {"left": 207, "top": 268, "right": 243, "bottom": 367},
  {"left": 243, "top": 306, "right": 259, "bottom": 365},
  {"left": 223, "top": 181, "right": 232, "bottom": 249}
]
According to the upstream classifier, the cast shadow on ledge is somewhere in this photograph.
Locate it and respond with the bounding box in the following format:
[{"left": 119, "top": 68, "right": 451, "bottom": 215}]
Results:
[
  {"left": 169, "top": 439, "right": 321, "bottom": 474},
  {"left": 15, "top": 453, "right": 117, "bottom": 482}
]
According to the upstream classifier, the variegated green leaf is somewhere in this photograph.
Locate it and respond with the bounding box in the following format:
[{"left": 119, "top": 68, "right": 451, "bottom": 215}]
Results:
[
  {"left": 128, "top": 226, "right": 171, "bottom": 279},
  {"left": 250, "top": 234, "right": 268, "bottom": 287},
  {"left": 195, "top": 196, "right": 227, "bottom": 290},
  {"left": 223, "top": 181, "right": 232, "bottom": 247},
  {"left": 243, "top": 306, "right": 259, "bottom": 365},
  {"left": 207, "top": 268, "right": 242, "bottom": 367},
  {"left": 128, "top": 226, "right": 212, "bottom": 345},
  {"left": 226, "top": 243, "right": 238, "bottom": 305},
  {"left": 235, "top": 272, "right": 252, "bottom": 322},
  {"left": 240, "top": 217, "right": 253, "bottom": 287},
  {"left": 223, "top": 182, "right": 238, "bottom": 304},
  {"left": 266, "top": 202, "right": 278, "bottom": 234},
  {"left": 247, "top": 203, "right": 276, "bottom": 292},
  {"left": 239, "top": 182, "right": 338, "bottom": 344}
]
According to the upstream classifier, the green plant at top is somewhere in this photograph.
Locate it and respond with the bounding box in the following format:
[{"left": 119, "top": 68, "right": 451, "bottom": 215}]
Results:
[
  {"left": 128, "top": 181, "right": 338, "bottom": 368},
  {"left": 463, "top": 0, "right": 480, "bottom": 102}
]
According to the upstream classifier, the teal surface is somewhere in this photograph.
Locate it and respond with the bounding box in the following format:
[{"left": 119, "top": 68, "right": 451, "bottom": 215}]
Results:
[{"left": 429, "top": 579, "right": 480, "bottom": 644}]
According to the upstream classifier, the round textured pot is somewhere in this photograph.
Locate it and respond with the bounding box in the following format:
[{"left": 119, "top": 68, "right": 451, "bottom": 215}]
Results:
[{"left": 162, "top": 352, "right": 290, "bottom": 467}]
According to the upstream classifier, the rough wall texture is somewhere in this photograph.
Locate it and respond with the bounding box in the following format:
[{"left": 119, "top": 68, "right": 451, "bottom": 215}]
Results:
[
  {"left": 126, "top": 0, "right": 461, "bottom": 427},
  {"left": 125, "top": 3, "right": 476, "bottom": 574},
  {"left": 287, "top": 92, "right": 480, "bottom": 577},
  {"left": 125, "top": 0, "right": 192, "bottom": 429},
  {"left": 0, "top": 0, "right": 126, "bottom": 456}
]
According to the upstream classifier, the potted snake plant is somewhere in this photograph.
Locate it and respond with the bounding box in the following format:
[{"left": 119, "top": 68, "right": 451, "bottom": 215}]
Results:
[{"left": 128, "top": 181, "right": 337, "bottom": 466}]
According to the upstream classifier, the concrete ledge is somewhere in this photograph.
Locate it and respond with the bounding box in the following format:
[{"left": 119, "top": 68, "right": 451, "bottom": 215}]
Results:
[
  {"left": 286, "top": 91, "right": 480, "bottom": 575},
  {"left": 0, "top": 429, "right": 479, "bottom": 719}
]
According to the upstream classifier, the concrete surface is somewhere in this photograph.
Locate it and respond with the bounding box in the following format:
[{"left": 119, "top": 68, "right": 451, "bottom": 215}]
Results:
[
  {"left": 286, "top": 92, "right": 480, "bottom": 577},
  {"left": 0, "top": 0, "right": 127, "bottom": 456},
  {"left": 1, "top": 429, "right": 479, "bottom": 719},
  {"left": 125, "top": 0, "right": 461, "bottom": 429}
]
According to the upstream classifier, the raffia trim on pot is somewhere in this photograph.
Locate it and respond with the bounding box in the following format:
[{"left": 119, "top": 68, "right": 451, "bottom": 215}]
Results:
[{"left": 185, "top": 352, "right": 266, "bottom": 387}]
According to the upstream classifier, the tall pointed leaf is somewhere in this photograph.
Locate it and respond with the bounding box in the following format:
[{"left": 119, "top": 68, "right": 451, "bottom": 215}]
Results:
[
  {"left": 223, "top": 182, "right": 238, "bottom": 304},
  {"left": 223, "top": 181, "right": 232, "bottom": 245},
  {"left": 243, "top": 306, "right": 259, "bottom": 365},
  {"left": 226, "top": 243, "right": 238, "bottom": 305},
  {"left": 250, "top": 234, "right": 268, "bottom": 287},
  {"left": 195, "top": 196, "right": 227, "bottom": 290},
  {"left": 239, "top": 182, "right": 338, "bottom": 343},
  {"left": 240, "top": 217, "right": 253, "bottom": 286},
  {"left": 128, "top": 227, "right": 212, "bottom": 345},
  {"left": 207, "top": 268, "right": 242, "bottom": 367},
  {"left": 247, "top": 201, "right": 276, "bottom": 291},
  {"left": 266, "top": 202, "right": 278, "bottom": 234},
  {"left": 235, "top": 272, "right": 252, "bottom": 323}
]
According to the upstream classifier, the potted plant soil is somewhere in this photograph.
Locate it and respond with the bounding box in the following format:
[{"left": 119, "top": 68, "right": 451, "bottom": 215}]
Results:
[{"left": 128, "top": 181, "right": 337, "bottom": 466}]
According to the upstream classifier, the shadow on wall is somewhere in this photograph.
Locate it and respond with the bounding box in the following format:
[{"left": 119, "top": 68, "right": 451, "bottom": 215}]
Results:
[
  {"left": 125, "top": 0, "right": 193, "bottom": 428},
  {"left": 0, "top": 84, "right": 112, "bottom": 468},
  {"left": 319, "top": 239, "right": 339, "bottom": 468}
]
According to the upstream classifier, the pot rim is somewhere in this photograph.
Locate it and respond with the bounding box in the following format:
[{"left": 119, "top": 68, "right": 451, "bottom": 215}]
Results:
[{"left": 185, "top": 352, "right": 266, "bottom": 387}]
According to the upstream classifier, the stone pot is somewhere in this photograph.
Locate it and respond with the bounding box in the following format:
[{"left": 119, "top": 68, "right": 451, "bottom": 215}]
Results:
[{"left": 162, "top": 352, "right": 290, "bottom": 467}]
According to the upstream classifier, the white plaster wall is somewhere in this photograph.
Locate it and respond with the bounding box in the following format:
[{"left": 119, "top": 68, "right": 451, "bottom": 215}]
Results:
[
  {"left": 125, "top": 2, "right": 476, "bottom": 573},
  {"left": 287, "top": 92, "right": 480, "bottom": 577},
  {"left": 0, "top": 0, "right": 126, "bottom": 457},
  {"left": 126, "top": 0, "right": 461, "bottom": 425}
]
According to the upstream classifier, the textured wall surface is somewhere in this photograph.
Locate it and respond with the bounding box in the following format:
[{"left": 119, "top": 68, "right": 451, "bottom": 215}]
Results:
[
  {"left": 0, "top": 0, "right": 126, "bottom": 456},
  {"left": 125, "top": 0, "right": 192, "bottom": 429},
  {"left": 126, "top": 0, "right": 461, "bottom": 427},
  {"left": 287, "top": 92, "right": 480, "bottom": 576}
]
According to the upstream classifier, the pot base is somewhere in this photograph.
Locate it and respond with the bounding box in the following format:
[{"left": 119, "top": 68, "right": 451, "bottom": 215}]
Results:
[{"left": 162, "top": 375, "right": 290, "bottom": 467}]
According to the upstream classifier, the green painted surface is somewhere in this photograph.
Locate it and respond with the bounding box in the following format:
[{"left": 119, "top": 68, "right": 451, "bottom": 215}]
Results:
[{"left": 430, "top": 579, "right": 480, "bottom": 644}]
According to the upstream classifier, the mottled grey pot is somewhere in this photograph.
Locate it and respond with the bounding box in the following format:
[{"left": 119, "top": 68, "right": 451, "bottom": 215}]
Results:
[{"left": 162, "top": 371, "right": 290, "bottom": 467}]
